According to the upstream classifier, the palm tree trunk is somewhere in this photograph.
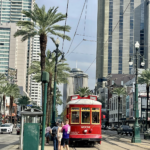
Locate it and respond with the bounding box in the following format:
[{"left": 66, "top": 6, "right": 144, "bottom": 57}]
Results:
[
  {"left": 3, "top": 95, "right": 5, "bottom": 123},
  {"left": 40, "top": 34, "right": 47, "bottom": 111},
  {"left": 118, "top": 96, "right": 120, "bottom": 127},
  {"left": 146, "top": 85, "right": 149, "bottom": 130},
  {"left": 46, "top": 73, "right": 52, "bottom": 125},
  {"left": 11, "top": 96, "right": 13, "bottom": 123}
]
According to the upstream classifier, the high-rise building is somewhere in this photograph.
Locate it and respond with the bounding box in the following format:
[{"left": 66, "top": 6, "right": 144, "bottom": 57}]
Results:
[
  {"left": 63, "top": 68, "right": 88, "bottom": 110},
  {"left": 0, "top": 0, "right": 41, "bottom": 106},
  {"left": 96, "top": 0, "right": 147, "bottom": 88},
  {"left": 29, "top": 35, "right": 41, "bottom": 106}
]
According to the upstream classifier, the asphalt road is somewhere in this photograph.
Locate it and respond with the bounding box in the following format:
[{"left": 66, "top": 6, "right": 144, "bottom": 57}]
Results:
[{"left": 0, "top": 128, "right": 19, "bottom": 149}]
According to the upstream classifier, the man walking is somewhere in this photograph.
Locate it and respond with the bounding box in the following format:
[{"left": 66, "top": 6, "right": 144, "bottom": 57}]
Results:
[
  {"left": 51, "top": 122, "right": 59, "bottom": 150},
  {"left": 61, "top": 119, "right": 70, "bottom": 150}
]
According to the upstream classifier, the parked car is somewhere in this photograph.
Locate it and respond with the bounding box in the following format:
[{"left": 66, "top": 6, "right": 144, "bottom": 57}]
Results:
[
  {"left": 0, "top": 124, "right": 13, "bottom": 134},
  {"left": 117, "top": 125, "right": 133, "bottom": 136},
  {"left": 16, "top": 124, "right": 21, "bottom": 135},
  {"left": 5, "top": 123, "right": 13, "bottom": 129},
  {"left": 102, "top": 125, "right": 105, "bottom": 130},
  {"left": 107, "top": 126, "right": 112, "bottom": 130},
  {"left": 112, "top": 125, "right": 118, "bottom": 131},
  {"left": 144, "top": 129, "right": 150, "bottom": 139}
]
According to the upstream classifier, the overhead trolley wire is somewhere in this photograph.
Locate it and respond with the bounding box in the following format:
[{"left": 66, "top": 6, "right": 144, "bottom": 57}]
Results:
[
  {"left": 85, "top": 58, "right": 96, "bottom": 73},
  {"left": 62, "top": 0, "right": 70, "bottom": 52},
  {"left": 66, "top": 0, "right": 87, "bottom": 54},
  {"left": 66, "top": 39, "right": 84, "bottom": 58},
  {"left": 83, "top": 0, "right": 88, "bottom": 36}
]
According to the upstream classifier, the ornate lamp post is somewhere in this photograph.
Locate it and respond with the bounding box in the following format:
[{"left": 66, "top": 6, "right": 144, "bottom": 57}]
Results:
[
  {"left": 129, "top": 41, "right": 144, "bottom": 143},
  {"left": 50, "top": 38, "right": 65, "bottom": 127}
]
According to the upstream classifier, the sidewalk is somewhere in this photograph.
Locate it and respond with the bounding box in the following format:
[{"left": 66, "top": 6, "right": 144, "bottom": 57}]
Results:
[
  {"left": 2, "top": 141, "right": 54, "bottom": 150},
  {"left": 103, "top": 134, "right": 150, "bottom": 149}
]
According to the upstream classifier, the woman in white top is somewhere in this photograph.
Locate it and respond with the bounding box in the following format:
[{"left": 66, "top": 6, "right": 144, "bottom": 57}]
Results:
[
  {"left": 45, "top": 124, "right": 51, "bottom": 145},
  {"left": 57, "top": 122, "right": 64, "bottom": 150}
]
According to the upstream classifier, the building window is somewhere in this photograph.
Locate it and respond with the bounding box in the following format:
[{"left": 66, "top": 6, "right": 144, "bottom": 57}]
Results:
[{"left": 108, "top": 0, "right": 113, "bottom": 74}]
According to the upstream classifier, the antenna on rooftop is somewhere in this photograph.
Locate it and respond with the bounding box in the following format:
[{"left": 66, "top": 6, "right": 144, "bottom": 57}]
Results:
[{"left": 76, "top": 61, "right": 78, "bottom": 68}]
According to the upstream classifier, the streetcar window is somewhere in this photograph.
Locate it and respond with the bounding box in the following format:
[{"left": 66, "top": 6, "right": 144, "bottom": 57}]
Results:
[
  {"left": 71, "top": 108, "right": 79, "bottom": 124},
  {"left": 81, "top": 108, "right": 90, "bottom": 124},
  {"left": 92, "top": 108, "right": 100, "bottom": 124}
]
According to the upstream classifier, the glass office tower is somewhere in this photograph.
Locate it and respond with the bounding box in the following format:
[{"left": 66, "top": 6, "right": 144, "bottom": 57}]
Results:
[{"left": 96, "top": 0, "right": 146, "bottom": 88}]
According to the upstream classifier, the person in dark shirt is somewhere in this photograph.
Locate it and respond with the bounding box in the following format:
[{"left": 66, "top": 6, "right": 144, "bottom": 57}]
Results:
[{"left": 51, "top": 122, "right": 59, "bottom": 150}]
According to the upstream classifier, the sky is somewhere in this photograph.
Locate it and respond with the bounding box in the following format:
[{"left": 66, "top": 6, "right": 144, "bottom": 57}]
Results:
[{"left": 36, "top": 0, "right": 98, "bottom": 114}]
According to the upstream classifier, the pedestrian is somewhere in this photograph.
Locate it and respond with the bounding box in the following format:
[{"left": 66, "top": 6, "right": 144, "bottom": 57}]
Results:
[
  {"left": 57, "top": 122, "right": 64, "bottom": 150},
  {"left": 60, "top": 119, "right": 70, "bottom": 150},
  {"left": 45, "top": 124, "right": 51, "bottom": 145},
  {"left": 51, "top": 122, "right": 59, "bottom": 150}
]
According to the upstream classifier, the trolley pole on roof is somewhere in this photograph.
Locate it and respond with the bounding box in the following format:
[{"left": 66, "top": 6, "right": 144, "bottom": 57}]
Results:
[{"left": 50, "top": 38, "right": 66, "bottom": 127}]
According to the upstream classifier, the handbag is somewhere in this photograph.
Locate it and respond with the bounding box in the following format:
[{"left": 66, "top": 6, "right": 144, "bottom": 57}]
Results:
[
  {"left": 57, "top": 134, "right": 61, "bottom": 138},
  {"left": 45, "top": 132, "right": 49, "bottom": 138}
]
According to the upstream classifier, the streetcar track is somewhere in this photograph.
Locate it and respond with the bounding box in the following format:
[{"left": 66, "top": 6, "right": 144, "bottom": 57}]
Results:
[
  {"left": 102, "top": 132, "right": 149, "bottom": 150},
  {"left": 102, "top": 137, "right": 130, "bottom": 150}
]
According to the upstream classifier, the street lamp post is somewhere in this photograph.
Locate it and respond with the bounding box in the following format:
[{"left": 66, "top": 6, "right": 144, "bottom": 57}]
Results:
[
  {"left": 129, "top": 41, "right": 144, "bottom": 143},
  {"left": 41, "top": 71, "right": 49, "bottom": 150},
  {"left": 50, "top": 38, "right": 65, "bottom": 127}
]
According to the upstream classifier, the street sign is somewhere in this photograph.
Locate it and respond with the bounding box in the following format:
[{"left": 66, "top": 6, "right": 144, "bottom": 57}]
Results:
[{"left": 27, "top": 105, "right": 32, "bottom": 107}]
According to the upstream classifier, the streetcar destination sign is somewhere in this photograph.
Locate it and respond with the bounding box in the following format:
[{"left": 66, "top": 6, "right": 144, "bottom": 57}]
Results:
[{"left": 81, "top": 126, "right": 90, "bottom": 128}]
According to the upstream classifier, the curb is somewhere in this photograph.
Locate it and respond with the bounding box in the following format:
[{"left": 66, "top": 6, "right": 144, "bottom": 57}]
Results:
[{"left": 1, "top": 145, "right": 15, "bottom": 150}]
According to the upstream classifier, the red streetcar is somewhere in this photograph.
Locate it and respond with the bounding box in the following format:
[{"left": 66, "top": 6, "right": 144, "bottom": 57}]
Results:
[{"left": 64, "top": 94, "right": 102, "bottom": 146}]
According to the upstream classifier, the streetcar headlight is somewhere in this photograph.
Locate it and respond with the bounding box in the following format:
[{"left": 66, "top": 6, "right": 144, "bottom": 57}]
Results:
[{"left": 84, "top": 129, "right": 87, "bottom": 133}]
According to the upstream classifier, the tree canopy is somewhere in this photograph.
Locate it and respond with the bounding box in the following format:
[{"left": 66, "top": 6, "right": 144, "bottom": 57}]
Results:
[
  {"left": 112, "top": 87, "right": 127, "bottom": 97},
  {"left": 138, "top": 69, "right": 150, "bottom": 86},
  {"left": 14, "top": 5, "right": 71, "bottom": 42},
  {"left": 16, "top": 96, "right": 30, "bottom": 106},
  {"left": 76, "top": 87, "right": 91, "bottom": 97},
  {"left": 28, "top": 50, "right": 70, "bottom": 85}
]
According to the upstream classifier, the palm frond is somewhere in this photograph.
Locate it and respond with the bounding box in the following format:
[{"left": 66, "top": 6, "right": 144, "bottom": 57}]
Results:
[{"left": 51, "top": 25, "right": 71, "bottom": 32}]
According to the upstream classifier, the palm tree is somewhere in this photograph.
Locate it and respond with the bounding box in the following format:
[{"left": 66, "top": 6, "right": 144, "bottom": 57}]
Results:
[
  {"left": 0, "top": 73, "right": 8, "bottom": 85},
  {"left": 112, "top": 87, "right": 127, "bottom": 127},
  {"left": 76, "top": 87, "right": 91, "bottom": 97},
  {"left": 14, "top": 4, "right": 71, "bottom": 112},
  {"left": 138, "top": 69, "right": 150, "bottom": 130},
  {"left": 8, "top": 84, "right": 20, "bottom": 123},
  {"left": 0, "top": 84, "right": 11, "bottom": 123},
  {"left": 16, "top": 96, "right": 30, "bottom": 111},
  {"left": 0, "top": 73, "right": 8, "bottom": 122},
  {"left": 14, "top": 4, "right": 71, "bottom": 74},
  {"left": 28, "top": 50, "right": 70, "bottom": 125}
]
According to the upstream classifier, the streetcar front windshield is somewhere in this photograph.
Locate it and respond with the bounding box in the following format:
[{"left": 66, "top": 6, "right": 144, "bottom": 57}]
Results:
[
  {"left": 92, "top": 108, "right": 100, "bottom": 124},
  {"left": 71, "top": 108, "right": 79, "bottom": 124},
  {"left": 82, "top": 108, "right": 90, "bottom": 124}
]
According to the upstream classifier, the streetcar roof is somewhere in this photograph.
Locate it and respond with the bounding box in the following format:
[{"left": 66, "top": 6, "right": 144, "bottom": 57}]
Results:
[{"left": 67, "top": 99, "right": 102, "bottom": 105}]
